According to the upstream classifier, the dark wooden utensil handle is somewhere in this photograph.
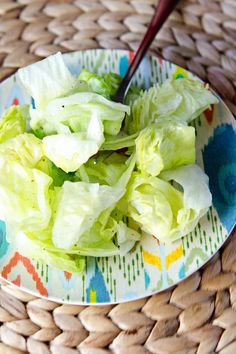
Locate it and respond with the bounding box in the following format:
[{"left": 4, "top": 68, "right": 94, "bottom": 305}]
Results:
[{"left": 113, "top": 0, "right": 180, "bottom": 102}]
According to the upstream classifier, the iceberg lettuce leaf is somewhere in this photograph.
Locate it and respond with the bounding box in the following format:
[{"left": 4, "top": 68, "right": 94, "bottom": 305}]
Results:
[
  {"left": 30, "top": 92, "right": 129, "bottom": 136},
  {"left": 52, "top": 154, "right": 135, "bottom": 249},
  {"left": 0, "top": 105, "right": 28, "bottom": 143},
  {"left": 15, "top": 232, "right": 85, "bottom": 273},
  {"left": 126, "top": 78, "right": 218, "bottom": 134},
  {"left": 135, "top": 122, "right": 195, "bottom": 176},
  {"left": 126, "top": 165, "right": 212, "bottom": 242},
  {"left": 52, "top": 181, "right": 124, "bottom": 249},
  {"left": 42, "top": 113, "right": 104, "bottom": 172},
  {"left": 0, "top": 133, "right": 43, "bottom": 168},
  {"left": 81, "top": 152, "right": 128, "bottom": 185},
  {"left": 0, "top": 159, "right": 53, "bottom": 241},
  {"left": 78, "top": 69, "right": 140, "bottom": 104},
  {"left": 18, "top": 52, "right": 78, "bottom": 109},
  {"left": 78, "top": 68, "right": 115, "bottom": 99}
]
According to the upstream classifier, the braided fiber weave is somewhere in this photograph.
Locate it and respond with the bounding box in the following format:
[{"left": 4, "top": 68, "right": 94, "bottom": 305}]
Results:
[{"left": 0, "top": 0, "right": 236, "bottom": 353}]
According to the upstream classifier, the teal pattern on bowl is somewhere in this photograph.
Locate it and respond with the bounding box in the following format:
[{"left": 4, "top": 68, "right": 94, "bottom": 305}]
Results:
[{"left": 0, "top": 49, "right": 235, "bottom": 304}]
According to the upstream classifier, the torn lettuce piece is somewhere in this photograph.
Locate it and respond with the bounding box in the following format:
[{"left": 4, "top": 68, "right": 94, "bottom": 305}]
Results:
[
  {"left": 73, "top": 214, "right": 120, "bottom": 257},
  {"left": 126, "top": 78, "right": 218, "bottom": 134},
  {"left": 52, "top": 154, "right": 136, "bottom": 250},
  {"left": 18, "top": 53, "right": 129, "bottom": 136},
  {"left": 160, "top": 164, "right": 212, "bottom": 217},
  {"left": 126, "top": 165, "right": 212, "bottom": 242},
  {"left": 15, "top": 231, "right": 85, "bottom": 273},
  {"left": 0, "top": 131, "right": 52, "bottom": 241},
  {"left": 43, "top": 113, "right": 104, "bottom": 173},
  {"left": 46, "top": 206, "right": 141, "bottom": 258},
  {"left": 155, "top": 78, "right": 218, "bottom": 123},
  {"left": 78, "top": 69, "right": 140, "bottom": 104},
  {"left": 73, "top": 218, "right": 140, "bottom": 257},
  {"left": 0, "top": 133, "right": 43, "bottom": 168},
  {"left": 29, "top": 91, "right": 129, "bottom": 136},
  {"left": 0, "top": 158, "right": 53, "bottom": 242},
  {"left": 125, "top": 84, "right": 160, "bottom": 134},
  {"left": 81, "top": 152, "right": 128, "bottom": 185},
  {"left": 43, "top": 132, "right": 102, "bottom": 173},
  {"left": 29, "top": 91, "right": 129, "bottom": 169},
  {"left": 135, "top": 122, "right": 195, "bottom": 176},
  {"left": 52, "top": 181, "right": 124, "bottom": 249},
  {"left": 126, "top": 172, "right": 181, "bottom": 240},
  {"left": 18, "top": 52, "right": 78, "bottom": 110},
  {"left": 0, "top": 105, "right": 28, "bottom": 143},
  {"left": 78, "top": 68, "right": 116, "bottom": 99}
]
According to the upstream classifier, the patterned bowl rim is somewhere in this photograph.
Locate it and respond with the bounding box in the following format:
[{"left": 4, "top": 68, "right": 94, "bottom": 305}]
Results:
[{"left": 1, "top": 226, "right": 235, "bottom": 306}]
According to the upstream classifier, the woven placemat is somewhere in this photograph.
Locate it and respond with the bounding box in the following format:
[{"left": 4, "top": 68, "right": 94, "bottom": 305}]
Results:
[{"left": 0, "top": 1, "right": 236, "bottom": 353}]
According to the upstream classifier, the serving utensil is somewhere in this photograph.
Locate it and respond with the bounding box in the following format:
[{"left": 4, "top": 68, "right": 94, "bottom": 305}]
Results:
[{"left": 113, "top": 0, "right": 180, "bottom": 103}]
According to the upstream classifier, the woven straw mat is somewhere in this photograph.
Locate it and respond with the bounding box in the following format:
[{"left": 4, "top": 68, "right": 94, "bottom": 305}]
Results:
[{"left": 0, "top": 1, "right": 236, "bottom": 354}]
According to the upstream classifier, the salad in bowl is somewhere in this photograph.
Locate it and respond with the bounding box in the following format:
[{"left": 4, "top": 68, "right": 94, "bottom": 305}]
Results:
[{"left": 0, "top": 51, "right": 218, "bottom": 276}]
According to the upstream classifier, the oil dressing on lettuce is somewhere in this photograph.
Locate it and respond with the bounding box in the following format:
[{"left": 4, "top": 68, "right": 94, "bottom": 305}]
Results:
[{"left": 0, "top": 52, "right": 218, "bottom": 272}]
